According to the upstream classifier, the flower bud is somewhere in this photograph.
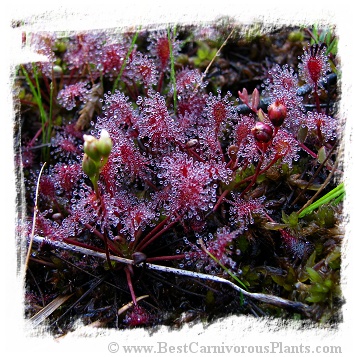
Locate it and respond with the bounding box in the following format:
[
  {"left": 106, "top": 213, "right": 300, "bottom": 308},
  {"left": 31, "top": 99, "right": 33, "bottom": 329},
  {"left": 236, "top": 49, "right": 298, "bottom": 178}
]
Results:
[
  {"left": 82, "top": 153, "right": 98, "bottom": 178},
  {"left": 96, "top": 129, "right": 113, "bottom": 157},
  {"left": 53, "top": 65, "right": 63, "bottom": 74},
  {"left": 251, "top": 122, "right": 273, "bottom": 143},
  {"left": 83, "top": 134, "right": 101, "bottom": 161},
  {"left": 268, "top": 101, "right": 287, "bottom": 127}
]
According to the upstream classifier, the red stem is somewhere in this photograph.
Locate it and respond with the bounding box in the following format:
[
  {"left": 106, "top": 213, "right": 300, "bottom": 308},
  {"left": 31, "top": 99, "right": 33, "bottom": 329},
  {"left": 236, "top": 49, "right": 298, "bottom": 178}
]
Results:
[
  {"left": 226, "top": 159, "right": 233, "bottom": 169},
  {"left": 213, "top": 189, "right": 231, "bottom": 212},
  {"left": 144, "top": 178, "right": 158, "bottom": 191},
  {"left": 136, "top": 216, "right": 180, "bottom": 252},
  {"left": 157, "top": 72, "right": 165, "bottom": 93},
  {"left": 131, "top": 216, "right": 170, "bottom": 251},
  {"left": 20, "top": 99, "right": 49, "bottom": 112},
  {"left": 27, "top": 125, "right": 46, "bottom": 148},
  {"left": 146, "top": 254, "right": 185, "bottom": 262},
  {"left": 95, "top": 189, "right": 114, "bottom": 269},
  {"left": 240, "top": 154, "right": 265, "bottom": 198},
  {"left": 42, "top": 74, "right": 51, "bottom": 98},
  {"left": 187, "top": 147, "right": 205, "bottom": 162},
  {"left": 124, "top": 83, "right": 137, "bottom": 101},
  {"left": 103, "top": 229, "right": 114, "bottom": 270},
  {"left": 298, "top": 142, "right": 318, "bottom": 159},
  {"left": 67, "top": 68, "right": 78, "bottom": 85},
  {"left": 213, "top": 155, "right": 281, "bottom": 212},
  {"left": 63, "top": 238, "right": 106, "bottom": 253},
  {"left": 313, "top": 85, "right": 321, "bottom": 113},
  {"left": 217, "top": 138, "right": 225, "bottom": 163},
  {"left": 124, "top": 267, "right": 137, "bottom": 305},
  {"left": 81, "top": 221, "right": 122, "bottom": 256}
]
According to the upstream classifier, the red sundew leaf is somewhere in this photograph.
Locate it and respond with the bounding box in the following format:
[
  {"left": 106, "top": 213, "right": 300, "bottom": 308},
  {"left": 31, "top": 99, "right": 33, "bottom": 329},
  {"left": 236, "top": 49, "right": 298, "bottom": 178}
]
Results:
[
  {"left": 298, "top": 44, "right": 331, "bottom": 89},
  {"left": 57, "top": 82, "right": 89, "bottom": 111},
  {"left": 251, "top": 88, "right": 260, "bottom": 113},
  {"left": 39, "top": 175, "right": 56, "bottom": 199},
  {"left": 238, "top": 88, "right": 249, "bottom": 105},
  {"left": 125, "top": 52, "right": 158, "bottom": 87},
  {"left": 280, "top": 230, "right": 314, "bottom": 260}
]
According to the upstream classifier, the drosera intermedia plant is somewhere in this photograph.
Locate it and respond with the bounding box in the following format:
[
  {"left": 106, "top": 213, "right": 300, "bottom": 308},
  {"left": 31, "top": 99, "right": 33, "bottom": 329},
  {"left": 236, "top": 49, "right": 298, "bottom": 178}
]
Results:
[{"left": 18, "top": 24, "right": 343, "bottom": 331}]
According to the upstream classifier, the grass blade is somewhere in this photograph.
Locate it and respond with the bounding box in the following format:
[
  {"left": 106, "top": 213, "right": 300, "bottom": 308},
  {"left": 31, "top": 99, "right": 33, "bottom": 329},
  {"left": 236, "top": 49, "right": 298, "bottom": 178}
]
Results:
[
  {"left": 198, "top": 239, "right": 248, "bottom": 290},
  {"left": 112, "top": 27, "right": 141, "bottom": 93},
  {"left": 298, "top": 182, "right": 344, "bottom": 218},
  {"left": 167, "top": 26, "right": 177, "bottom": 115},
  {"left": 30, "top": 294, "right": 74, "bottom": 327}
]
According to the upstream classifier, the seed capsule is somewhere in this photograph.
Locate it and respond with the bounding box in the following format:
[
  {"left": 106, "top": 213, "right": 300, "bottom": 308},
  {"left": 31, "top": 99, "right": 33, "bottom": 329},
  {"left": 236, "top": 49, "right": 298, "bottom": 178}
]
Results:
[
  {"left": 268, "top": 101, "right": 287, "bottom": 127},
  {"left": 251, "top": 122, "right": 273, "bottom": 143},
  {"left": 132, "top": 252, "right": 147, "bottom": 265}
]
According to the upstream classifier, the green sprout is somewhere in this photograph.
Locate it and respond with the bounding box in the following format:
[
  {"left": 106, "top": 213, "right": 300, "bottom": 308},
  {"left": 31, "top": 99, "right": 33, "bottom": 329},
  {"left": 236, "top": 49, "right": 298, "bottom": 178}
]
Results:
[
  {"left": 308, "top": 24, "right": 338, "bottom": 74},
  {"left": 310, "top": 24, "right": 338, "bottom": 56},
  {"left": 304, "top": 267, "right": 340, "bottom": 303},
  {"left": 192, "top": 41, "right": 218, "bottom": 67}
]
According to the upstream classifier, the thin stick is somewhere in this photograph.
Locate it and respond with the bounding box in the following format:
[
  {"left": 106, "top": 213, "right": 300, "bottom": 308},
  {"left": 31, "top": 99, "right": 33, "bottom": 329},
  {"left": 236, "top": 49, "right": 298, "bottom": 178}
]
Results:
[
  {"left": 194, "top": 27, "right": 235, "bottom": 92},
  {"left": 25, "top": 162, "right": 46, "bottom": 271},
  {"left": 31, "top": 235, "right": 133, "bottom": 265},
  {"left": 118, "top": 295, "right": 150, "bottom": 316},
  {"left": 30, "top": 235, "right": 310, "bottom": 314}
]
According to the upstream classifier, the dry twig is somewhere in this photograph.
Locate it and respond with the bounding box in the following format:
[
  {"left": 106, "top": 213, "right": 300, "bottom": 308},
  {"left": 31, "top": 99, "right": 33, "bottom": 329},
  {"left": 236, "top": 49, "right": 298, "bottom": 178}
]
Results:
[
  {"left": 75, "top": 83, "right": 103, "bottom": 131},
  {"left": 25, "top": 162, "right": 46, "bottom": 272},
  {"left": 30, "top": 235, "right": 311, "bottom": 316}
]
